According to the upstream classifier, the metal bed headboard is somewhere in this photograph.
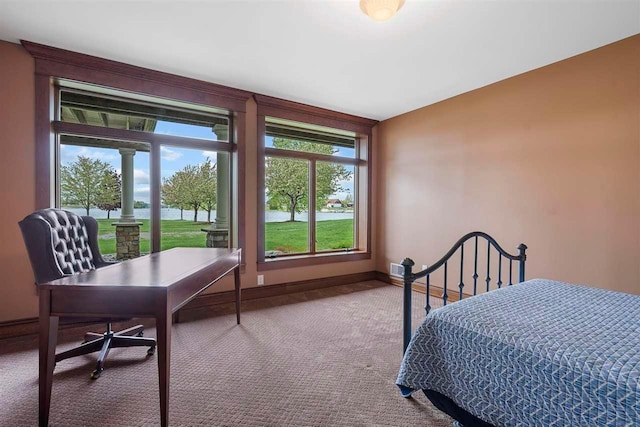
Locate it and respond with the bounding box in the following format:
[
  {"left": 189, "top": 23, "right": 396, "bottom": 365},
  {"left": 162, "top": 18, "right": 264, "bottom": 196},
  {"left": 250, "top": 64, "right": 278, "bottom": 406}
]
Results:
[{"left": 401, "top": 231, "right": 527, "bottom": 352}]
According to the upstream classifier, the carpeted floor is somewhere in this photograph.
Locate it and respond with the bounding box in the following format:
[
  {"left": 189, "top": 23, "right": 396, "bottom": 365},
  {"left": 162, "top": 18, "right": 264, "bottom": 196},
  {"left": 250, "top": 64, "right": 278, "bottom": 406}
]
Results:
[{"left": 0, "top": 281, "right": 451, "bottom": 426}]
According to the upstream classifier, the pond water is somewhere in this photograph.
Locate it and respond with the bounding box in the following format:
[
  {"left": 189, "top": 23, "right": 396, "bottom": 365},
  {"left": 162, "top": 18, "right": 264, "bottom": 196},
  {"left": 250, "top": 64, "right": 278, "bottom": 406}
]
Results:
[{"left": 63, "top": 207, "right": 354, "bottom": 222}]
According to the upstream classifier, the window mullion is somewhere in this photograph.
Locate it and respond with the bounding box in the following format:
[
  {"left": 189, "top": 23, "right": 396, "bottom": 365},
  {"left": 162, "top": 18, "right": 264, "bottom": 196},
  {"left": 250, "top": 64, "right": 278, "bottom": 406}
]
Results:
[
  {"left": 309, "top": 159, "right": 316, "bottom": 254},
  {"left": 264, "top": 146, "right": 357, "bottom": 165},
  {"left": 354, "top": 138, "right": 361, "bottom": 250},
  {"left": 52, "top": 121, "right": 233, "bottom": 152},
  {"left": 150, "top": 143, "right": 161, "bottom": 253}
]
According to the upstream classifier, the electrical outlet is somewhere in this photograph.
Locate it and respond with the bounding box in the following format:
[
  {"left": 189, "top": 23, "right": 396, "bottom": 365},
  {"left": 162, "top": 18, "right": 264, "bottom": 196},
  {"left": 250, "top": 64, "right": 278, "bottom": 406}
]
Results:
[
  {"left": 257, "top": 275, "right": 264, "bottom": 286},
  {"left": 415, "top": 265, "right": 429, "bottom": 284}
]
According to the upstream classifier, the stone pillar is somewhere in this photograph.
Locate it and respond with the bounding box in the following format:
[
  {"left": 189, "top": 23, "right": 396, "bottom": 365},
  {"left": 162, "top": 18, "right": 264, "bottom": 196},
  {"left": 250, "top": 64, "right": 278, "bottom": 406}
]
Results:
[
  {"left": 215, "top": 152, "right": 229, "bottom": 229},
  {"left": 115, "top": 224, "right": 141, "bottom": 260},
  {"left": 118, "top": 148, "right": 136, "bottom": 223},
  {"left": 210, "top": 124, "right": 229, "bottom": 248},
  {"left": 201, "top": 227, "right": 229, "bottom": 248},
  {"left": 113, "top": 148, "right": 142, "bottom": 260},
  {"left": 213, "top": 124, "right": 229, "bottom": 230}
]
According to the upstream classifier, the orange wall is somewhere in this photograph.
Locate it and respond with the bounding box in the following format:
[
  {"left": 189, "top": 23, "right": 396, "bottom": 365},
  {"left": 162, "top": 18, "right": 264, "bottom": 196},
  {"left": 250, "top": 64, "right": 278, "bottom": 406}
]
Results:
[
  {"left": 377, "top": 35, "right": 640, "bottom": 295},
  {"left": 0, "top": 42, "right": 38, "bottom": 322},
  {"left": 0, "top": 40, "right": 377, "bottom": 323}
]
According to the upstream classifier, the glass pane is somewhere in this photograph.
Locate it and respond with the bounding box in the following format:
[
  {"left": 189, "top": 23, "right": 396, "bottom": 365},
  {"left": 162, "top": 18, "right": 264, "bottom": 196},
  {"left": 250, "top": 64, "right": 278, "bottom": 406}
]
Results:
[
  {"left": 60, "top": 91, "right": 229, "bottom": 141},
  {"left": 266, "top": 136, "right": 355, "bottom": 158},
  {"left": 160, "top": 146, "right": 229, "bottom": 250},
  {"left": 316, "top": 162, "right": 355, "bottom": 251},
  {"left": 265, "top": 117, "right": 356, "bottom": 158},
  {"left": 59, "top": 136, "right": 151, "bottom": 258},
  {"left": 264, "top": 156, "right": 309, "bottom": 256}
]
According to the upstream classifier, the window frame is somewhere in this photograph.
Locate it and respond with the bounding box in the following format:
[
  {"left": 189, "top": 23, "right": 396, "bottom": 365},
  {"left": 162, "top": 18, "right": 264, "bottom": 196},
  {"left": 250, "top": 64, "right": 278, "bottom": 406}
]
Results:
[
  {"left": 54, "top": 85, "right": 234, "bottom": 253},
  {"left": 24, "top": 40, "right": 251, "bottom": 261},
  {"left": 255, "top": 95, "right": 377, "bottom": 271}
]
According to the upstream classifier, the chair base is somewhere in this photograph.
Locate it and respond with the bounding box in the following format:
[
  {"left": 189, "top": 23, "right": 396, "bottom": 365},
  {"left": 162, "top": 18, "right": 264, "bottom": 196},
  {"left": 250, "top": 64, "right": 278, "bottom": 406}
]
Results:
[{"left": 55, "top": 323, "right": 156, "bottom": 379}]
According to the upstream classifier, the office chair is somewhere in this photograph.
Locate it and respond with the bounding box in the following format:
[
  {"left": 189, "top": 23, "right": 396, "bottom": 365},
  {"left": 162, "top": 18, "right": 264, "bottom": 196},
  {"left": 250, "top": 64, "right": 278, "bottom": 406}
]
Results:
[{"left": 19, "top": 208, "right": 156, "bottom": 379}]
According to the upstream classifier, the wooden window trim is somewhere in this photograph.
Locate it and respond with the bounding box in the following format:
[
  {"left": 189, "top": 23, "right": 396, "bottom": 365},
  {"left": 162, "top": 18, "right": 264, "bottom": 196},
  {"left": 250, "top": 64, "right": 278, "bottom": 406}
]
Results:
[
  {"left": 254, "top": 94, "right": 376, "bottom": 134},
  {"left": 24, "top": 41, "right": 250, "bottom": 112},
  {"left": 24, "top": 40, "right": 251, "bottom": 263},
  {"left": 255, "top": 95, "right": 377, "bottom": 270},
  {"left": 259, "top": 251, "right": 371, "bottom": 271}
]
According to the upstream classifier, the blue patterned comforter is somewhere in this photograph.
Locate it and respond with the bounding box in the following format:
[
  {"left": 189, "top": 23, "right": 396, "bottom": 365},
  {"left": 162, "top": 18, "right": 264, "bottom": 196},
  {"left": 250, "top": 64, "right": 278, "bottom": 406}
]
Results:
[{"left": 397, "top": 279, "right": 640, "bottom": 426}]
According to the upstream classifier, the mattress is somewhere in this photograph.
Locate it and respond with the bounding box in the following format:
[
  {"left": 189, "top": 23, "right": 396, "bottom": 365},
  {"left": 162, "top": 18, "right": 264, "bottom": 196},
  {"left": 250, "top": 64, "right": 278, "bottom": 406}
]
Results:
[{"left": 397, "top": 279, "right": 640, "bottom": 426}]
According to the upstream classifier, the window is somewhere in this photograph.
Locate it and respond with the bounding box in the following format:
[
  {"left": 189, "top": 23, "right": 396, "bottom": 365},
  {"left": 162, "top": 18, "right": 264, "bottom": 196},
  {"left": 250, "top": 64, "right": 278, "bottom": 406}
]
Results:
[
  {"left": 54, "top": 82, "right": 234, "bottom": 258},
  {"left": 256, "top": 96, "right": 375, "bottom": 270},
  {"left": 159, "top": 145, "right": 230, "bottom": 251},
  {"left": 59, "top": 135, "right": 151, "bottom": 254},
  {"left": 263, "top": 118, "right": 357, "bottom": 257},
  {"left": 24, "top": 43, "right": 252, "bottom": 263},
  {"left": 60, "top": 88, "right": 229, "bottom": 141}
]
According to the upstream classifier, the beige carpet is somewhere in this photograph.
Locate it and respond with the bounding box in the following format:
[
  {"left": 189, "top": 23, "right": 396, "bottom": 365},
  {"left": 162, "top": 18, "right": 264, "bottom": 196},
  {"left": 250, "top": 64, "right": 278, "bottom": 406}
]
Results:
[{"left": 0, "top": 281, "right": 451, "bottom": 426}]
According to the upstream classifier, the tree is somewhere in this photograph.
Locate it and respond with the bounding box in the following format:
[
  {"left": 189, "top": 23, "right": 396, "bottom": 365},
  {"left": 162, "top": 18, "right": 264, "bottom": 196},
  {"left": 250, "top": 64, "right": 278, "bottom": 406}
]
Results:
[
  {"left": 162, "top": 163, "right": 210, "bottom": 222},
  {"left": 265, "top": 154, "right": 307, "bottom": 221},
  {"left": 265, "top": 139, "right": 352, "bottom": 221},
  {"left": 199, "top": 158, "right": 217, "bottom": 223},
  {"left": 342, "top": 193, "right": 354, "bottom": 207},
  {"left": 96, "top": 170, "right": 121, "bottom": 219},
  {"left": 162, "top": 173, "right": 188, "bottom": 220},
  {"left": 179, "top": 165, "right": 204, "bottom": 222},
  {"left": 60, "top": 156, "right": 114, "bottom": 216}
]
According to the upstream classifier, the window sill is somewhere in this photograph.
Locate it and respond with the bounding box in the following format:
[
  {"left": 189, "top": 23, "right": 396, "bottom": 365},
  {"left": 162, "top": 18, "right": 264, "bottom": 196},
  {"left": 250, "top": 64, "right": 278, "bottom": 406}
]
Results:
[{"left": 257, "top": 251, "right": 370, "bottom": 271}]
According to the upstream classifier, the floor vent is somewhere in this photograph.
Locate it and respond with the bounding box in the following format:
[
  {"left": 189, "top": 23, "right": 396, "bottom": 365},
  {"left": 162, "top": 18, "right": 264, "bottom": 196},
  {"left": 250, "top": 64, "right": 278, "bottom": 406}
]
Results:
[{"left": 390, "top": 262, "right": 404, "bottom": 278}]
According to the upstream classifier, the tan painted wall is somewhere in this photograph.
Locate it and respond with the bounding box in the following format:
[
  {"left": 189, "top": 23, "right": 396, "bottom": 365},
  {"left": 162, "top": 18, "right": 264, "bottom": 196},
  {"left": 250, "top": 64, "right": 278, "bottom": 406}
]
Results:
[
  {"left": 0, "top": 40, "right": 377, "bottom": 323},
  {"left": 0, "top": 42, "right": 38, "bottom": 321},
  {"left": 377, "top": 35, "right": 640, "bottom": 295}
]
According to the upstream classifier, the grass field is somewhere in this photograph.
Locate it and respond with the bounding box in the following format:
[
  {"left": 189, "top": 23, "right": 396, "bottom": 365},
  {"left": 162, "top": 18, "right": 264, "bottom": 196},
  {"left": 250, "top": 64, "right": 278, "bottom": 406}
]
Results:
[
  {"left": 96, "top": 219, "right": 208, "bottom": 254},
  {"left": 96, "top": 218, "right": 354, "bottom": 255},
  {"left": 265, "top": 219, "right": 354, "bottom": 253}
]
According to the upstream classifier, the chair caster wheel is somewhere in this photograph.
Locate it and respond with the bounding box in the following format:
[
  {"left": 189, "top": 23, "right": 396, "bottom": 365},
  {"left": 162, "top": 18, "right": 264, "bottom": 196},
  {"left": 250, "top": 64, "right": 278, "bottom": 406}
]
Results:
[
  {"left": 91, "top": 368, "right": 103, "bottom": 380},
  {"left": 137, "top": 331, "right": 144, "bottom": 337},
  {"left": 147, "top": 346, "right": 156, "bottom": 356}
]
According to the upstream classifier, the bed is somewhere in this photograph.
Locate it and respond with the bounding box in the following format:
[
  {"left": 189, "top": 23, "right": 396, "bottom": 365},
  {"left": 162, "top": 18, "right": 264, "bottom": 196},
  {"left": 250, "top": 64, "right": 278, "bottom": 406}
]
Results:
[{"left": 396, "top": 232, "right": 640, "bottom": 427}]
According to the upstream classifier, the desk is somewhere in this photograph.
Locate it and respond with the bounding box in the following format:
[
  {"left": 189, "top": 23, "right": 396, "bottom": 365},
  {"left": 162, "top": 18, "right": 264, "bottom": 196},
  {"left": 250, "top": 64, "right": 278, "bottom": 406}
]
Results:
[{"left": 39, "top": 247, "right": 241, "bottom": 427}]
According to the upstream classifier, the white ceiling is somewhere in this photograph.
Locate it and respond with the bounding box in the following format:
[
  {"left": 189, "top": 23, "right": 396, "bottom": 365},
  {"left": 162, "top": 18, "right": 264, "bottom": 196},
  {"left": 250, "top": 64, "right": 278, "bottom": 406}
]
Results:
[{"left": 0, "top": 0, "right": 638, "bottom": 121}]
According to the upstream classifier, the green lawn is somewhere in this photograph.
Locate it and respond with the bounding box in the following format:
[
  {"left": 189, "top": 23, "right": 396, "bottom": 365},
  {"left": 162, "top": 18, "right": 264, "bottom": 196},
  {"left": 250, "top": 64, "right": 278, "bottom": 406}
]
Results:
[
  {"left": 96, "top": 219, "right": 209, "bottom": 254},
  {"left": 96, "top": 218, "right": 354, "bottom": 255},
  {"left": 316, "top": 219, "right": 354, "bottom": 251},
  {"left": 265, "top": 219, "right": 354, "bottom": 253}
]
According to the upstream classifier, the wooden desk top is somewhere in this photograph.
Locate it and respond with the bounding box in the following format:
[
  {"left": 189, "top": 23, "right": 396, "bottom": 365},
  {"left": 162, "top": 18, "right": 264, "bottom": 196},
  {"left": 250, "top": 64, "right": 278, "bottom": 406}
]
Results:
[
  {"left": 42, "top": 247, "right": 241, "bottom": 290},
  {"left": 38, "top": 246, "right": 242, "bottom": 427}
]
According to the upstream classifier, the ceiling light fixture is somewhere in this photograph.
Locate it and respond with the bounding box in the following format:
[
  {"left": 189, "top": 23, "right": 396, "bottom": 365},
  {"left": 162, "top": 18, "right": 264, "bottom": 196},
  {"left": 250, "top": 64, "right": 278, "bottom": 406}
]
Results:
[{"left": 360, "top": 0, "right": 405, "bottom": 22}]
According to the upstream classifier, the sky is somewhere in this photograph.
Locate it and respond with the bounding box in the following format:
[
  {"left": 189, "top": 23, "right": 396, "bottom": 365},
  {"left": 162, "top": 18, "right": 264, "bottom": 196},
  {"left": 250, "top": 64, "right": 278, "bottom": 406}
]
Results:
[{"left": 59, "top": 120, "right": 355, "bottom": 204}]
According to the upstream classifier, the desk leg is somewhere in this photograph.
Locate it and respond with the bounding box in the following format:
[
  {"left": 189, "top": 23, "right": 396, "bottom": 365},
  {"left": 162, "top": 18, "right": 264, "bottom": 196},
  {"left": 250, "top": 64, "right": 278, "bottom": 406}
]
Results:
[
  {"left": 234, "top": 265, "right": 241, "bottom": 325},
  {"left": 157, "top": 305, "right": 172, "bottom": 427},
  {"left": 39, "top": 290, "right": 58, "bottom": 427}
]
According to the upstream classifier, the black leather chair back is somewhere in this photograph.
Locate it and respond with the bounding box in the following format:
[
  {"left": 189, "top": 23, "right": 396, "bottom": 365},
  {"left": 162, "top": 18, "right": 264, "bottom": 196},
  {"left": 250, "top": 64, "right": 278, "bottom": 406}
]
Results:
[{"left": 19, "top": 209, "right": 106, "bottom": 284}]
